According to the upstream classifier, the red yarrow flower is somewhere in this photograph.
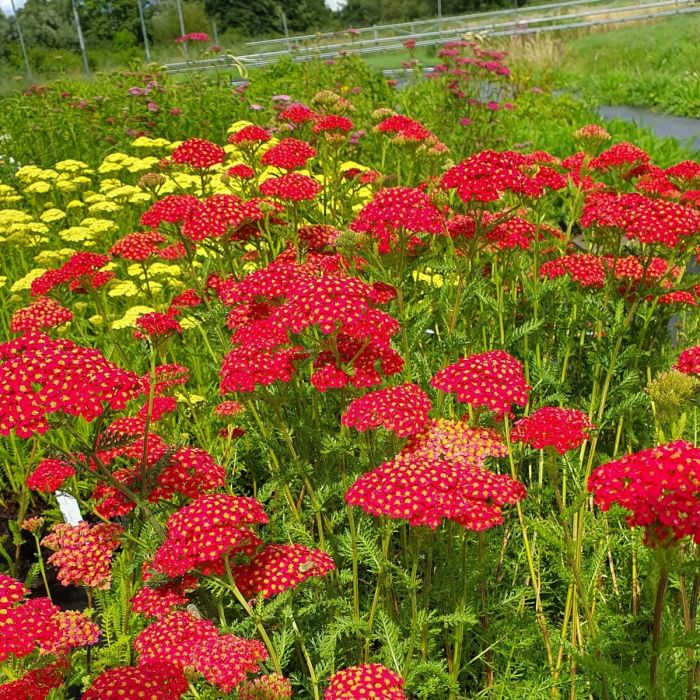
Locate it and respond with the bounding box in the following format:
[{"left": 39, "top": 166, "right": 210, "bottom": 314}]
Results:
[
  {"left": 152, "top": 494, "right": 268, "bottom": 576},
  {"left": 229, "top": 125, "right": 272, "bottom": 144},
  {"left": 312, "top": 115, "right": 354, "bottom": 134},
  {"left": 31, "top": 252, "right": 111, "bottom": 297},
  {"left": 26, "top": 458, "right": 76, "bottom": 493},
  {"left": 134, "top": 311, "right": 183, "bottom": 341},
  {"left": 42, "top": 521, "right": 123, "bottom": 589},
  {"left": 346, "top": 451, "right": 526, "bottom": 530},
  {"left": 589, "top": 440, "right": 700, "bottom": 545},
  {"left": 325, "top": 664, "right": 407, "bottom": 700},
  {"left": 430, "top": 350, "right": 530, "bottom": 418},
  {"left": 232, "top": 543, "right": 335, "bottom": 599},
  {"left": 511, "top": 407, "right": 594, "bottom": 454},
  {"left": 11, "top": 297, "right": 73, "bottom": 334},
  {"left": 171, "top": 137, "right": 225, "bottom": 170},
  {"left": 82, "top": 661, "right": 188, "bottom": 700},
  {"left": 0, "top": 333, "right": 142, "bottom": 438},
  {"left": 259, "top": 173, "right": 322, "bottom": 201},
  {"left": 342, "top": 383, "right": 431, "bottom": 437},
  {"left": 351, "top": 186, "right": 447, "bottom": 253},
  {"left": 260, "top": 138, "right": 317, "bottom": 170},
  {"left": 676, "top": 346, "right": 700, "bottom": 375}
]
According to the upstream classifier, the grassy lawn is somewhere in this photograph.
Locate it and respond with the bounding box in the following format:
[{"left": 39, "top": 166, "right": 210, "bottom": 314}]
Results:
[{"left": 511, "top": 13, "right": 700, "bottom": 116}]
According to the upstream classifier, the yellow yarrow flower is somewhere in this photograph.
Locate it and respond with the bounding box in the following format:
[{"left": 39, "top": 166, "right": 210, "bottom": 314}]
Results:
[
  {"left": 112, "top": 305, "right": 155, "bottom": 329},
  {"left": 40, "top": 208, "right": 67, "bottom": 223},
  {"left": 24, "top": 181, "right": 52, "bottom": 194},
  {"left": 10, "top": 268, "right": 46, "bottom": 292}
]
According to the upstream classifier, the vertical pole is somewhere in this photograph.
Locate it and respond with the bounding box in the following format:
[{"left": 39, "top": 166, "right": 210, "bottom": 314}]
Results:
[
  {"left": 136, "top": 0, "right": 151, "bottom": 62},
  {"left": 71, "top": 0, "right": 90, "bottom": 75},
  {"left": 212, "top": 18, "right": 219, "bottom": 43},
  {"left": 9, "top": 0, "right": 32, "bottom": 82},
  {"left": 175, "top": 0, "right": 188, "bottom": 57},
  {"left": 437, "top": 0, "right": 442, "bottom": 18},
  {"left": 281, "top": 10, "right": 291, "bottom": 50}
]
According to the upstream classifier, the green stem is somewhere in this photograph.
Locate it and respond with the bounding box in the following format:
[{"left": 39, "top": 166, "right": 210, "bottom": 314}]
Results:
[{"left": 223, "top": 556, "right": 283, "bottom": 675}]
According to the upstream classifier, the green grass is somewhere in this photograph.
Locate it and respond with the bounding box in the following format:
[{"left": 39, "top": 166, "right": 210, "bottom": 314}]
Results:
[{"left": 542, "top": 14, "right": 700, "bottom": 116}]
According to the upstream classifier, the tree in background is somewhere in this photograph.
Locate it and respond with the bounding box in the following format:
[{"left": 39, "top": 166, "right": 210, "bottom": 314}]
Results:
[
  {"left": 204, "top": 0, "right": 330, "bottom": 37},
  {"left": 79, "top": 0, "right": 144, "bottom": 44},
  {"left": 151, "top": 0, "right": 211, "bottom": 43},
  {"left": 11, "top": 0, "right": 76, "bottom": 49}
]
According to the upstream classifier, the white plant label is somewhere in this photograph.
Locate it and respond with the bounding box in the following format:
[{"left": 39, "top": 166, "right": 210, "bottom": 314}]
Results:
[{"left": 55, "top": 491, "right": 83, "bottom": 526}]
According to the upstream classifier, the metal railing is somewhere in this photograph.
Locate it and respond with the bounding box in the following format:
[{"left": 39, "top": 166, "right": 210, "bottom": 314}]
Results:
[
  {"left": 163, "top": 0, "right": 698, "bottom": 74},
  {"left": 243, "top": 0, "right": 614, "bottom": 49}
]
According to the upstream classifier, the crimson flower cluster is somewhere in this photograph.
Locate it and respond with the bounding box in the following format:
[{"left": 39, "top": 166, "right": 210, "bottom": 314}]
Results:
[
  {"left": 342, "top": 383, "right": 432, "bottom": 437},
  {"left": 589, "top": 440, "right": 700, "bottom": 545},
  {"left": 430, "top": 350, "right": 530, "bottom": 418},
  {"left": 581, "top": 191, "right": 700, "bottom": 248},
  {"left": 261, "top": 138, "right": 317, "bottom": 170},
  {"left": 31, "top": 252, "right": 113, "bottom": 296},
  {"left": 110, "top": 231, "right": 185, "bottom": 262},
  {"left": 0, "top": 573, "right": 99, "bottom": 664},
  {"left": 41, "top": 521, "right": 123, "bottom": 589},
  {"left": 171, "top": 137, "right": 225, "bottom": 169},
  {"left": 133, "top": 610, "right": 267, "bottom": 693},
  {"left": 232, "top": 543, "right": 335, "bottom": 599},
  {"left": 10, "top": 296, "right": 73, "bottom": 334},
  {"left": 351, "top": 186, "right": 447, "bottom": 253},
  {"left": 441, "top": 150, "right": 566, "bottom": 203},
  {"left": 346, "top": 410, "right": 521, "bottom": 530},
  {"left": 151, "top": 493, "right": 268, "bottom": 576},
  {"left": 511, "top": 407, "right": 594, "bottom": 454},
  {"left": 0, "top": 333, "right": 142, "bottom": 437},
  {"left": 324, "top": 664, "right": 407, "bottom": 699},
  {"left": 218, "top": 254, "right": 403, "bottom": 393},
  {"left": 675, "top": 346, "right": 700, "bottom": 375},
  {"left": 82, "top": 661, "right": 188, "bottom": 700}
]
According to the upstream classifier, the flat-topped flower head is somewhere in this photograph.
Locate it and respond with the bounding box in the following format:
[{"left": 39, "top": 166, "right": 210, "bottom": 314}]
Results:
[
  {"left": 441, "top": 149, "right": 565, "bottom": 203},
  {"left": 82, "top": 661, "right": 188, "bottom": 700},
  {"left": 0, "top": 661, "right": 66, "bottom": 699},
  {"left": 171, "top": 137, "right": 225, "bottom": 169},
  {"left": 150, "top": 446, "right": 226, "bottom": 501},
  {"left": 346, "top": 452, "right": 526, "bottom": 530},
  {"left": 351, "top": 186, "right": 446, "bottom": 253},
  {"left": 581, "top": 191, "right": 700, "bottom": 248},
  {"left": 131, "top": 578, "right": 194, "bottom": 619},
  {"left": 260, "top": 138, "right": 317, "bottom": 170},
  {"left": 134, "top": 611, "right": 218, "bottom": 667},
  {"left": 325, "top": 664, "right": 407, "bottom": 699},
  {"left": 26, "top": 458, "right": 76, "bottom": 493},
  {"left": 589, "top": 440, "right": 700, "bottom": 545},
  {"left": 675, "top": 346, "right": 700, "bottom": 375},
  {"left": 111, "top": 231, "right": 184, "bottom": 262},
  {"left": 342, "top": 383, "right": 432, "bottom": 437},
  {"left": 0, "top": 573, "right": 27, "bottom": 613},
  {"left": 11, "top": 297, "right": 73, "bottom": 334},
  {"left": 259, "top": 173, "right": 322, "bottom": 202},
  {"left": 195, "top": 634, "right": 267, "bottom": 693},
  {"left": 229, "top": 125, "right": 272, "bottom": 144},
  {"left": 31, "top": 252, "right": 111, "bottom": 296},
  {"left": 42, "top": 521, "right": 123, "bottom": 590},
  {"left": 238, "top": 674, "right": 293, "bottom": 699},
  {"left": 401, "top": 419, "right": 507, "bottom": 465},
  {"left": 152, "top": 494, "right": 268, "bottom": 576},
  {"left": 233, "top": 543, "right": 335, "bottom": 598},
  {"left": 134, "top": 311, "right": 183, "bottom": 341},
  {"left": 0, "top": 333, "right": 143, "bottom": 438},
  {"left": 430, "top": 350, "right": 530, "bottom": 418},
  {"left": 512, "top": 407, "right": 594, "bottom": 454},
  {"left": 278, "top": 103, "right": 318, "bottom": 124}
]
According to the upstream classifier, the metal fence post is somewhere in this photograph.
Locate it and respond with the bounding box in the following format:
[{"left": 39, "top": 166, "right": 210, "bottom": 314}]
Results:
[{"left": 9, "top": 0, "right": 32, "bottom": 81}]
